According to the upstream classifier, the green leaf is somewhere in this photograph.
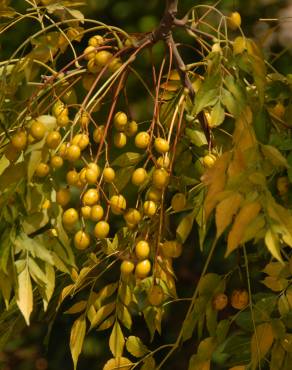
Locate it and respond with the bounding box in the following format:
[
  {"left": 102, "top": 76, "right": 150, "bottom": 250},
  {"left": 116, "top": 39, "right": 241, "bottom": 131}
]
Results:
[
  {"left": 27, "top": 150, "right": 42, "bottom": 181},
  {"left": 261, "top": 145, "right": 288, "bottom": 168},
  {"left": 16, "top": 264, "right": 33, "bottom": 325},
  {"left": 192, "top": 74, "right": 221, "bottom": 115},
  {"left": 89, "top": 302, "right": 116, "bottom": 330},
  {"left": 111, "top": 152, "right": 142, "bottom": 167},
  {"left": 198, "top": 273, "right": 221, "bottom": 297},
  {"left": 253, "top": 109, "right": 271, "bottom": 144},
  {"left": 126, "top": 336, "right": 149, "bottom": 358},
  {"left": 0, "top": 162, "right": 26, "bottom": 190},
  {"left": 113, "top": 166, "right": 135, "bottom": 192},
  {"left": 221, "top": 89, "right": 239, "bottom": 117},
  {"left": 176, "top": 211, "right": 196, "bottom": 243},
  {"left": 117, "top": 304, "right": 132, "bottom": 330},
  {"left": 265, "top": 229, "right": 283, "bottom": 263},
  {"left": 251, "top": 323, "right": 274, "bottom": 370},
  {"left": 209, "top": 102, "right": 225, "bottom": 127},
  {"left": 141, "top": 357, "right": 156, "bottom": 370},
  {"left": 109, "top": 321, "right": 125, "bottom": 357},
  {"left": 70, "top": 315, "right": 86, "bottom": 370}
]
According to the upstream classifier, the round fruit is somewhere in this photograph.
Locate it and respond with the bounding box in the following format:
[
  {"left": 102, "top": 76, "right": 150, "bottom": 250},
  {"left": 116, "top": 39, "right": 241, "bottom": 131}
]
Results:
[
  {"left": 5, "top": 144, "right": 19, "bottom": 162},
  {"left": 94, "top": 221, "right": 110, "bottom": 238},
  {"left": 52, "top": 100, "right": 68, "bottom": 117},
  {"left": 35, "top": 163, "right": 50, "bottom": 177},
  {"left": 67, "top": 145, "right": 81, "bottom": 162},
  {"left": 62, "top": 208, "right": 79, "bottom": 227},
  {"left": 231, "top": 289, "right": 249, "bottom": 310},
  {"left": 93, "top": 125, "right": 105, "bottom": 143},
  {"left": 125, "top": 120, "right": 138, "bottom": 137},
  {"left": 95, "top": 50, "right": 112, "bottom": 67},
  {"left": 79, "top": 168, "right": 87, "bottom": 185},
  {"left": 82, "top": 74, "right": 95, "bottom": 91},
  {"left": 143, "top": 200, "right": 157, "bottom": 217},
  {"left": 11, "top": 131, "right": 27, "bottom": 151},
  {"left": 81, "top": 206, "right": 91, "bottom": 219},
  {"left": 212, "top": 293, "right": 228, "bottom": 311},
  {"left": 113, "top": 132, "right": 127, "bottom": 148},
  {"left": 82, "top": 188, "right": 99, "bottom": 206},
  {"left": 233, "top": 36, "right": 247, "bottom": 55},
  {"left": 124, "top": 209, "right": 141, "bottom": 225},
  {"left": 87, "top": 58, "right": 100, "bottom": 74},
  {"left": 131, "top": 168, "right": 147, "bottom": 186},
  {"left": 108, "top": 58, "right": 122, "bottom": 72},
  {"left": 147, "top": 187, "right": 162, "bottom": 202},
  {"left": 135, "top": 259, "right": 151, "bottom": 279},
  {"left": 152, "top": 168, "right": 169, "bottom": 189},
  {"left": 72, "top": 133, "right": 89, "bottom": 150},
  {"left": 58, "top": 143, "right": 68, "bottom": 158},
  {"left": 114, "top": 111, "right": 128, "bottom": 131},
  {"left": 135, "top": 240, "right": 150, "bottom": 260},
  {"left": 88, "top": 162, "right": 100, "bottom": 175},
  {"left": 56, "top": 188, "right": 71, "bottom": 207},
  {"left": 110, "top": 194, "right": 126, "bottom": 215},
  {"left": 46, "top": 131, "right": 61, "bottom": 149},
  {"left": 42, "top": 199, "right": 51, "bottom": 210},
  {"left": 66, "top": 170, "right": 79, "bottom": 186},
  {"left": 203, "top": 154, "right": 216, "bottom": 168},
  {"left": 50, "top": 155, "right": 63, "bottom": 169},
  {"left": 157, "top": 155, "right": 170, "bottom": 169},
  {"left": 160, "top": 240, "right": 182, "bottom": 258},
  {"left": 103, "top": 167, "right": 115, "bottom": 183},
  {"left": 120, "top": 260, "right": 135, "bottom": 276},
  {"left": 74, "top": 230, "right": 90, "bottom": 250},
  {"left": 30, "top": 120, "right": 46, "bottom": 140},
  {"left": 148, "top": 285, "right": 164, "bottom": 306},
  {"left": 83, "top": 45, "right": 96, "bottom": 60},
  {"left": 88, "top": 35, "right": 104, "bottom": 47},
  {"left": 277, "top": 176, "right": 289, "bottom": 196},
  {"left": 90, "top": 205, "right": 104, "bottom": 221},
  {"left": 171, "top": 193, "right": 187, "bottom": 212},
  {"left": 57, "top": 112, "right": 69, "bottom": 127},
  {"left": 135, "top": 131, "right": 150, "bottom": 149},
  {"left": 85, "top": 168, "right": 98, "bottom": 184},
  {"left": 154, "top": 137, "right": 169, "bottom": 154},
  {"left": 228, "top": 11, "right": 242, "bottom": 30}
]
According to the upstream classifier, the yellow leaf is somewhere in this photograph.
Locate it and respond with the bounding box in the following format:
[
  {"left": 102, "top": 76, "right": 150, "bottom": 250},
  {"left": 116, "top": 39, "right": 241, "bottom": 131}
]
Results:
[
  {"left": 109, "top": 321, "right": 125, "bottom": 358},
  {"left": 265, "top": 229, "right": 283, "bottom": 263},
  {"left": 90, "top": 302, "right": 116, "bottom": 330},
  {"left": 65, "top": 300, "right": 87, "bottom": 315},
  {"left": 215, "top": 192, "right": 243, "bottom": 237},
  {"left": 229, "top": 367, "right": 247, "bottom": 370},
  {"left": 251, "top": 323, "right": 274, "bottom": 370},
  {"left": 16, "top": 266, "right": 33, "bottom": 325},
  {"left": 202, "top": 152, "right": 231, "bottom": 220},
  {"left": 70, "top": 315, "right": 86, "bottom": 370},
  {"left": 233, "top": 107, "right": 256, "bottom": 151},
  {"left": 226, "top": 201, "right": 261, "bottom": 257}
]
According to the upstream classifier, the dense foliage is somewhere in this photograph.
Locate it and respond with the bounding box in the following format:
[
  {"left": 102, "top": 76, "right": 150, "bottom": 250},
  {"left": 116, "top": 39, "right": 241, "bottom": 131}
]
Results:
[{"left": 0, "top": 0, "right": 292, "bottom": 369}]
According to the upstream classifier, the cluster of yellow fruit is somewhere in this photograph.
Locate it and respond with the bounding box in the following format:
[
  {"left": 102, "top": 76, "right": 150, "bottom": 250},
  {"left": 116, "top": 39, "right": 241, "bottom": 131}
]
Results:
[{"left": 6, "top": 95, "right": 188, "bottom": 284}]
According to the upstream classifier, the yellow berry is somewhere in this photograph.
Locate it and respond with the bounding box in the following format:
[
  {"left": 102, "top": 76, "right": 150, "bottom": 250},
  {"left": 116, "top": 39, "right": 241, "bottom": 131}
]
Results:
[
  {"left": 52, "top": 100, "right": 68, "bottom": 117},
  {"left": 135, "top": 240, "right": 150, "bottom": 260},
  {"left": 124, "top": 208, "right": 141, "bottom": 225},
  {"left": 203, "top": 154, "right": 216, "bottom": 168},
  {"left": 147, "top": 187, "right": 162, "bottom": 202},
  {"left": 80, "top": 112, "right": 90, "bottom": 128},
  {"left": 83, "top": 45, "right": 96, "bottom": 61},
  {"left": 88, "top": 35, "right": 104, "bottom": 47},
  {"left": 30, "top": 120, "right": 46, "bottom": 140},
  {"left": 67, "top": 145, "right": 81, "bottom": 162},
  {"left": 35, "top": 163, "right": 50, "bottom": 177},
  {"left": 113, "top": 132, "right": 127, "bottom": 148},
  {"left": 66, "top": 170, "right": 79, "bottom": 186},
  {"left": 103, "top": 167, "right": 115, "bottom": 183},
  {"left": 11, "top": 130, "right": 27, "bottom": 151},
  {"left": 135, "top": 131, "right": 150, "bottom": 149},
  {"left": 4, "top": 144, "right": 19, "bottom": 162},
  {"left": 131, "top": 168, "right": 147, "bottom": 186},
  {"left": 72, "top": 133, "right": 89, "bottom": 150},
  {"left": 50, "top": 155, "right": 63, "bottom": 169},
  {"left": 95, "top": 50, "right": 112, "bottom": 67},
  {"left": 90, "top": 204, "right": 104, "bottom": 221},
  {"left": 62, "top": 208, "right": 79, "bottom": 227},
  {"left": 56, "top": 188, "right": 71, "bottom": 207},
  {"left": 57, "top": 112, "right": 70, "bottom": 127},
  {"left": 156, "top": 155, "right": 170, "bottom": 169},
  {"left": 85, "top": 168, "right": 98, "bottom": 184},
  {"left": 46, "top": 131, "right": 61, "bottom": 149},
  {"left": 93, "top": 125, "right": 105, "bottom": 143},
  {"left": 143, "top": 200, "right": 157, "bottom": 217},
  {"left": 125, "top": 120, "right": 138, "bottom": 137},
  {"left": 81, "top": 206, "right": 92, "bottom": 219},
  {"left": 94, "top": 220, "right": 110, "bottom": 238},
  {"left": 74, "top": 230, "right": 90, "bottom": 250},
  {"left": 231, "top": 289, "right": 249, "bottom": 310},
  {"left": 120, "top": 260, "right": 135, "bottom": 276},
  {"left": 152, "top": 168, "right": 169, "bottom": 189},
  {"left": 160, "top": 240, "right": 182, "bottom": 258},
  {"left": 154, "top": 137, "right": 169, "bottom": 154},
  {"left": 82, "top": 188, "right": 99, "bottom": 206},
  {"left": 114, "top": 111, "right": 128, "bottom": 131},
  {"left": 110, "top": 194, "right": 126, "bottom": 215},
  {"left": 228, "top": 11, "right": 242, "bottom": 30},
  {"left": 135, "top": 259, "right": 151, "bottom": 279}
]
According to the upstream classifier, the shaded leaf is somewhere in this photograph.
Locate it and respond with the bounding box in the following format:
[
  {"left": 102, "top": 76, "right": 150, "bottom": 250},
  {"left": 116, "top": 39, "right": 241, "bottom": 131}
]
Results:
[
  {"left": 126, "top": 336, "right": 149, "bottom": 358},
  {"left": 251, "top": 323, "right": 274, "bottom": 370},
  {"left": 70, "top": 315, "right": 86, "bottom": 370}
]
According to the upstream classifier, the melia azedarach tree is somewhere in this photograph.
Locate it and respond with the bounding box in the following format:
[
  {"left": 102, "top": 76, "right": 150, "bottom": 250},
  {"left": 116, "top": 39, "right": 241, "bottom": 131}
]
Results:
[{"left": 0, "top": 0, "right": 292, "bottom": 369}]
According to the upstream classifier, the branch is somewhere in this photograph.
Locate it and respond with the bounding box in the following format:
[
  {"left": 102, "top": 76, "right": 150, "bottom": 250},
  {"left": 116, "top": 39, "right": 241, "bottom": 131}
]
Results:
[{"left": 151, "top": 0, "right": 178, "bottom": 42}]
